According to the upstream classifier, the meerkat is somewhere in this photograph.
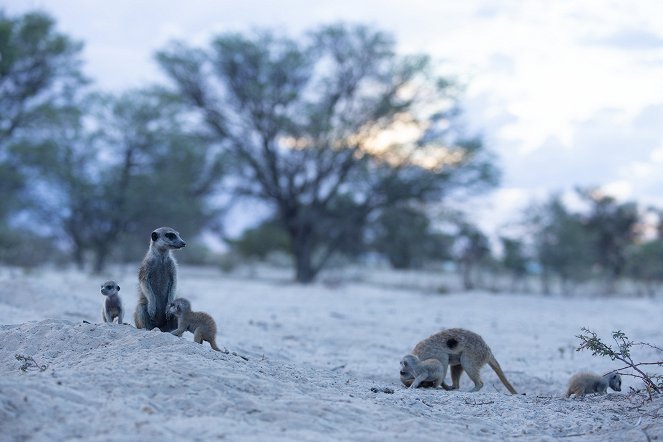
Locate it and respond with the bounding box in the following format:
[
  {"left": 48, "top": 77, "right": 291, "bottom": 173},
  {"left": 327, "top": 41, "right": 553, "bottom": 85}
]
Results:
[
  {"left": 400, "top": 354, "right": 446, "bottom": 389},
  {"left": 166, "top": 298, "right": 220, "bottom": 351},
  {"left": 566, "top": 372, "right": 621, "bottom": 397},
  {"left": 100, "top": 280, "right": 123, "bottom": 324},
  {"left": 134, "top": 227, "right": 186, "bottom": 332},
  {"left": 400, "top": 328, "right": 518, "bottom": 394}
]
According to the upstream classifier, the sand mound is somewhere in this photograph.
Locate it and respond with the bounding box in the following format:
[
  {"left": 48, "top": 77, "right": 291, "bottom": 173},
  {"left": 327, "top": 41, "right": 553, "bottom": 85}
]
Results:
[{"left": 2, "top": 319, "right": 660, "bottom": 441}]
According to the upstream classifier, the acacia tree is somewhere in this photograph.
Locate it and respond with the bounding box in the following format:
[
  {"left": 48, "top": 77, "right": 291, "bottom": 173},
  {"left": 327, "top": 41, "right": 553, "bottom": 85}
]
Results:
[
  {"left": 0, "top": 10, "right": 84, "bottom": 241},
  {"left": 372, "top": 206, "right": 451, "bottom": 269},
  {"left": 579, "top": 190, "right": 639, "bottom": 288},
  {"left": 158, "top": 24, "right": 498, "bottom": 282},
  {"left": 26, "top": 89, "right": 223, "bottom": 271},
  {"left": 528, "top": 196, "right": 595, "bottom": 294},
  {"left": 500, "top": 236, "right": 529, "bottom": 291}
]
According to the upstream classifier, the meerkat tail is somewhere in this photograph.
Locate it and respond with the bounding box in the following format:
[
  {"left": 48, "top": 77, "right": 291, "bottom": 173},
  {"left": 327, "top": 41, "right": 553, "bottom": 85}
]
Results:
[
  {"left": 209, "top": 338, "right": 221, "bottom": 351},
  {"left": 488, "top": 355, "right": 517, "bottom": 394}
]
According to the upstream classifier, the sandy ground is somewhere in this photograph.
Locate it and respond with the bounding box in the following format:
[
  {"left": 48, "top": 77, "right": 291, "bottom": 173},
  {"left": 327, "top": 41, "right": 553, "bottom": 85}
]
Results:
[{"left": 1, "top": 265, "right": 662, "bottom": 441}]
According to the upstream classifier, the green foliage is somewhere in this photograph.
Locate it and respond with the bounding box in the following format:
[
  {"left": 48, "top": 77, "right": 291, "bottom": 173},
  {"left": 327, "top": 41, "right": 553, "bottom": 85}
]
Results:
[
  {"left": 20, "top": 88, "right": 224, "bottom": 271},
  {"left": 453, "top": 220, "right": 491, "bottom": 290},
  {"left": 529, "top": 196, "right": 595, "bottom": 288},
  {"left": 0, "top": 226, "right": 63, "bottom": 267},
  {"left": 576, "top": 328, "right": 662, "bottom": 396},
  {"left": 500, "top": 237, "right": 528, "bottom": 278},
  {"left": 157, "top": 23, "right": 499, "bottom": 282},
  {"left": 174, "top": 241, "right": 220, "bottom": 266},
  {"left": 0, "top": 10, "right": 84, "bottom": 147},
  {"left": 626, "top": 240, "right": 663, "bottom": 294},
  {"left": 372, "top": 206, "right": 451, "bottom": 269},
  {"left": 0, "top": 10, "right": 84, "bottom": 234},
  {"left": 230, "top": 220, "right": 292, "bottom": 260},
  {"left": 579, "top": 189, "right": 639, "bottom": 280}
]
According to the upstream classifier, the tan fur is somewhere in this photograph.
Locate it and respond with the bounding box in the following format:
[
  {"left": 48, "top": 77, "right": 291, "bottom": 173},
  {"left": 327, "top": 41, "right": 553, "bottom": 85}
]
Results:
[
  {"left": 134, "top": 227, "right": 185, "bottom": 331},
  {"left": 566, "top": 372, "right": 621, "bottom": 397},
  {"left": 400, "top": 354, "right": 446, "bottom": 389},
  {"left": 401, "top": 328, "right": 517, "bottom": 394},
  {"left": 167, "top": 298, "right": 220, "bottom": 351}
]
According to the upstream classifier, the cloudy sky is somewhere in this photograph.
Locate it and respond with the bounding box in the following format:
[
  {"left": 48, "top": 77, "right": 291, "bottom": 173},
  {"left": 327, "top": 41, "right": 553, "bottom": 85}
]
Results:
[{"left": 5, "top": 0, "right": 663, "bottom": 231}]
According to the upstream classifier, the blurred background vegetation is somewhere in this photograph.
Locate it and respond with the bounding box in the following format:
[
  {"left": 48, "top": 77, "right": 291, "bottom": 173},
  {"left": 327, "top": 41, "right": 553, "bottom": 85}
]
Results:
[{"left": 2, "top": 10, "right": 663, "bottom": 295}]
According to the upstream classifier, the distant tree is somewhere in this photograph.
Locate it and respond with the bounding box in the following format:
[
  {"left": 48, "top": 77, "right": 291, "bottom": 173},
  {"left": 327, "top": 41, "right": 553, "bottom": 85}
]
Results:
[
  {"left": 500, "top": 236, "right": 529, "bottom": 291},
  {"left": 230, "top": 219, "right": 292, "bottom": 260},
  {"left": 579, "top": 189, "right": 639, "bottom": 290},
  {"left": 24, "top": 89, "right": 224, "bottom": 271},
  {"left": 0, "top": 10, "right": 84, "bottom": 232},
  {"left": 528, "top": 196, "right": 595, "bottom": 294},
  {"left": 372, "top": 206, "right": 451, "bottom": 269},
  {"left": 626, "top": 240, "right": 663, "bottom": 296},
  {"left": 453, "top": 221, "right": 491, "bottom": 290},
  {"left": 157, "top": 24, "right": 498, "bottom": 282}
]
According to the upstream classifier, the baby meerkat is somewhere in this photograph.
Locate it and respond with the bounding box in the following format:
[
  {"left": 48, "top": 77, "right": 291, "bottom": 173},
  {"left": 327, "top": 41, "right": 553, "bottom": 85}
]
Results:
[
  {"left": 401, "top": 328, "right": 518, "bottom": 394},
  {"left": 166, "top": 298, "right": 220, "bottom": 351},
  {"left": 566, "top": 372, "right": 621, "bottom": 397},
  {"left": 400, "top": 354, "right": 446, "bottom": 389},
  {"left": 100, "top": 280, "right": 123, "bottom": 324}
]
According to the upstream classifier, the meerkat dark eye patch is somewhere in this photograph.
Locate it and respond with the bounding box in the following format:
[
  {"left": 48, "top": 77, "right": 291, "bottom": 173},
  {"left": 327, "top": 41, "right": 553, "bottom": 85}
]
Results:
[
  {"left": 106, "top": 285, "right": 112, "bottom": 290},
  {"left": 165, "top": 233, "right": 176, "bottom": 240},
  {"left": 151, "top": 232, "right": 158, "bottom": 241}
]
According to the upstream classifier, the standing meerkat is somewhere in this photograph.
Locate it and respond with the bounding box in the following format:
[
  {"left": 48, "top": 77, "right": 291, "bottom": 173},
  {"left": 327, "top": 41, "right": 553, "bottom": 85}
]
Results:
[
  {"left": 566, "top": 372, "right": 621, "bottom": 397},
  {"left": 166, "top": 298, "right": 220, "bottom": 351},
  {"left": 100, "top": 280, "right": 123, "bottom": 324},
  {"left": 134, "top": 227, "right": 186, "bottom": 332},
  {"left": 399, "top": 355, "right": 446, "bottom": 389},
  {"left": 401, "top": 328, "right": 518, "bottom": 394}
]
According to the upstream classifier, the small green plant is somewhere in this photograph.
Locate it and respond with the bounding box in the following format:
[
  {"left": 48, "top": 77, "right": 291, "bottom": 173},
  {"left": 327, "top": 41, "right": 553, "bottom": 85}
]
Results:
[
  {"left": 15, "top": 354, "right": 48, "bottom": 372},
  {"left": 576, "top": 328, "right": 662, "bottom": 398}
]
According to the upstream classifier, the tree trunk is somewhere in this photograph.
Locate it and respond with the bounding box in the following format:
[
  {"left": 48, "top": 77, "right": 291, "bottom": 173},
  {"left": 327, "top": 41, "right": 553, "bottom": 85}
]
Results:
[
  {"left": 293, "top": 239, "right": 316, "bottom": 283},
  {"left": 92, "top": 244, "right": 109, "bottom": 274},
  {"left": 72, "top": 247, "right": 85, "bottom": 270},
  {"left": 462, "top": 261, "right": 474, "bottom": 290}
]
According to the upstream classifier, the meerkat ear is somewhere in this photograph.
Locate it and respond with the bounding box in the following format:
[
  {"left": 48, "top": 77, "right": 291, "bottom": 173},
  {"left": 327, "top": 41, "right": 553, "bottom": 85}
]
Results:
[
  {"left": 117, "top": 285, "right": 120, "bottom": 291},
  {"left": 151, "top": 232, "right": 158, "bottom": 241}
]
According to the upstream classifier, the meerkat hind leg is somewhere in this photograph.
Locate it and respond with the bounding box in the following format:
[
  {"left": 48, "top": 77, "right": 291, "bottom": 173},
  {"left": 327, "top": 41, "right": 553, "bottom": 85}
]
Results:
[
  {"left": 134, "top": 304, "right": 157, "bottom": 330},
  {"left": 193, "top": 328, "right": 204, "bottom": 344},
  {"left": 461, "top": 354, "right": 484, "bottom": 392},
  {"left": 450, "top": 365, "right": 464, "bottom": 390}
]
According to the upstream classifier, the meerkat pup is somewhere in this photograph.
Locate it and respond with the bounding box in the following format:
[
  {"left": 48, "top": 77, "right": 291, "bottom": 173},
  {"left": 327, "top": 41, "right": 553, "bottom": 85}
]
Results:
[
  {"left": 166, "top": 298, "right": 220, "bottom": 351},
  {"left": 400, "top": 355, "right": 446, "bottom": 389},
  {"left": 566, "top": 372, "right": 621, "bottom": 397},
  {"left": 401, "top": 328, "right": 518, "bottom": 394},
  {"left": 100, "top": 280, "right": 123, "bottom": 324},
  {"left": 134, "top": 227, "right": 186, "bottom": 332}
]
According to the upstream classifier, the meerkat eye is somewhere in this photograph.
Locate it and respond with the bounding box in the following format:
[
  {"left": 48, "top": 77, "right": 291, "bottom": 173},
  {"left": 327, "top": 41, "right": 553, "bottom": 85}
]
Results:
[
  {"left": 165, "top": 233, "right": 176, "bottom": 240},
  {"left": 106, "top": 285, "right": 112, "bottom": 290}
]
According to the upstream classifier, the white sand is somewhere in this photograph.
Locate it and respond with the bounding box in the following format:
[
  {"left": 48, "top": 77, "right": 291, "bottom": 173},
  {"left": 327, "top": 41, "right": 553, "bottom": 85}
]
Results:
[{"left": 1, "top": 265, "right": 661, "bottom": 441}]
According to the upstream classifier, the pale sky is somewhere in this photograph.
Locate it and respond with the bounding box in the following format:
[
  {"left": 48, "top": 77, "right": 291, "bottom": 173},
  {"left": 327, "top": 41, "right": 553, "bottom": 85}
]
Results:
[{"left": 5, "top": 0, "right": 663, "bottom": 233}]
